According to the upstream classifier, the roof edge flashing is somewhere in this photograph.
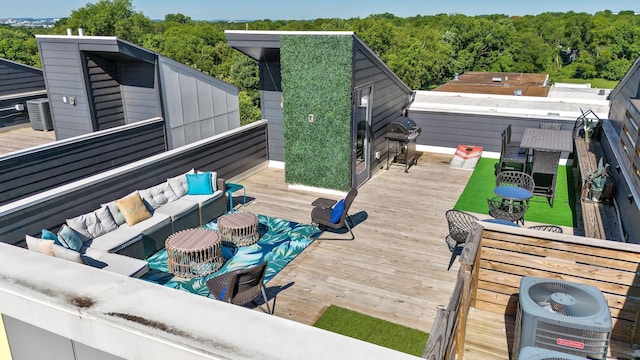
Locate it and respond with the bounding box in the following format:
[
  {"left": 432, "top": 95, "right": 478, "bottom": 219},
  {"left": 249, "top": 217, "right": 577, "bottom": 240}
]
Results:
[
  {"left": 35, "top": 35, "right": 119, "bottom": 40},
  {"left": 225, "top": 30, "right": 354, "bottom": 36}
]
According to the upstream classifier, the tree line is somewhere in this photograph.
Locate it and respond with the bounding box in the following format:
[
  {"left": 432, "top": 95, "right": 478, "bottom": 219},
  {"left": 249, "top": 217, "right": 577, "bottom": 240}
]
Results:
[{"left": 1, "top": 0, "right": 639, "bottom": 123}]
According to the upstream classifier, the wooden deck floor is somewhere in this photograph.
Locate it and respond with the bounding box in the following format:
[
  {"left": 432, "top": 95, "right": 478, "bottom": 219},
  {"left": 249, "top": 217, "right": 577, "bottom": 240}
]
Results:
[
  {"left": 0, "top": 125, "right": 56, "bottom": 155},
  {"left": 232, "top": 152, "right": 473, "bottom": 332}
]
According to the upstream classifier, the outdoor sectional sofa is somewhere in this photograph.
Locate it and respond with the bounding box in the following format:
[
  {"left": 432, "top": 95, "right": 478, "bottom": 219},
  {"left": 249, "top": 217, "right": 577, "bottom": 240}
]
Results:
[{"left": 25, "top": 170, "right": 227, "bottom": 277}]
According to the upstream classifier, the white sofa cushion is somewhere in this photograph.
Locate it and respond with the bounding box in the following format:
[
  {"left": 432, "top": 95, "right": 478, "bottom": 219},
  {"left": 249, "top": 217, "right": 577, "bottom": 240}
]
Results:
[
  {"left": 67, "top": 207, "right": 118, "bottom": 240},
  {"left": 155, "top": 198, "right": 199, "bottom": 221},
  {"left": 85, "top": 226, "right": 143, "bottom": 253},
  {"left": 182, "top": 190, "right": 224, "bottom": 207},
  {"left": 139, "top": 182, "right": 179, "bottom": 209},
  {"left": 83, "top": 248, "right": 149, "bottom": 278},
  {"left": 125, "top": 211, "right": 172, "bottom": 234}
]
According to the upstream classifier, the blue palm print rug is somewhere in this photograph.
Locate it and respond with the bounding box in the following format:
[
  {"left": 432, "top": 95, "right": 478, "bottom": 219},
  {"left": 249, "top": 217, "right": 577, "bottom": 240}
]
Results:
[{"left": 141, "top": 214, "right": 320, "bottom": 297}]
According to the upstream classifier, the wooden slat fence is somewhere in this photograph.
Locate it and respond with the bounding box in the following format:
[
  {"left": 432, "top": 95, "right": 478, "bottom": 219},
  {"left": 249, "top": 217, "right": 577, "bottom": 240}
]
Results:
[
  {"left": 424, "top": 221, "right": 640, "bottom": 359},
  {"left": 423, "top": 222, "right": 483, "bottom": 359},
  {"left": 471, "top": 224, "right": 640, "bottom": 359}
]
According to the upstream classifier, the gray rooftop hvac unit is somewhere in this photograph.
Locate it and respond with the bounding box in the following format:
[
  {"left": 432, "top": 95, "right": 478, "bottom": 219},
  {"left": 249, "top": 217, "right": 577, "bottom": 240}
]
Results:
[
  {"left": 26, "top": 98, "right": 53, "bottom": 131},
  {"left": 518, "top": 346, "right": 589, "bottom": 359},
  {"left": 512, "top": 277, "right": 611, "bottom": 360}
]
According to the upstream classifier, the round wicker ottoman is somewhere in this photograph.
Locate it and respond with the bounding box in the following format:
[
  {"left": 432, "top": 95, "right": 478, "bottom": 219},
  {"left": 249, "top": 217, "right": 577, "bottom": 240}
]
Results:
[
  {"left": 217, "top": 212, "right": 259, "bottom": 247},
  {"left": 165, "top": 228, "right": 224, "bottom": 278}
]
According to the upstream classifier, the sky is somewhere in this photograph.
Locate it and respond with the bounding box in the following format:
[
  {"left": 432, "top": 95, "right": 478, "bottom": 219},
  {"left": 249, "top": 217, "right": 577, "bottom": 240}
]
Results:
[{"left": 3, "top": 0, "right": 639, "bottom": 20}]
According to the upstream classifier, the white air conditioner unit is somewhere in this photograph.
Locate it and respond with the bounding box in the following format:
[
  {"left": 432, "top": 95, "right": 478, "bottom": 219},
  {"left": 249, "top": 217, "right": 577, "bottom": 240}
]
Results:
[
  {"left": 518, "top": 346, "right": 589, "bottom": 359},
  {"left": 27, "top": 98, "right": 53, "bottom": 131},
  {"left": 512, "top": 277, "right": 611, "bottom": 360}
]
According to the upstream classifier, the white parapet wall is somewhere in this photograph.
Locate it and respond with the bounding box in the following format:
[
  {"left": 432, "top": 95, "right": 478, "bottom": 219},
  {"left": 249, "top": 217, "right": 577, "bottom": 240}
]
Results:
[{"left": 0, "top": 243, "right": 418, "bottom": 360}]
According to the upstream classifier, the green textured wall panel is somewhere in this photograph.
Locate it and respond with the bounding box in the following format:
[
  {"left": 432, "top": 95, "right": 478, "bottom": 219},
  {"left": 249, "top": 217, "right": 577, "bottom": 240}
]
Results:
[{"left": 281, "top": 35, "right": 353, "bottom": 191}]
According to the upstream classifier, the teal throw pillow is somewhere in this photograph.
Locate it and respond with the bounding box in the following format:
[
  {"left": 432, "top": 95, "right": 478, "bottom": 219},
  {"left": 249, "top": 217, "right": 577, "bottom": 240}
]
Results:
[
  {"left": 41, "top": 229, "right": 63, "bottom": 246},
  {"left": 186, "top": 173, "right": 213, "bottom": 195},
  {"left": 330, "top": 199, "right": 345, "bottom": 224},
  {"left": 57, "top": 225, "right": 83, "bottom": 252}
]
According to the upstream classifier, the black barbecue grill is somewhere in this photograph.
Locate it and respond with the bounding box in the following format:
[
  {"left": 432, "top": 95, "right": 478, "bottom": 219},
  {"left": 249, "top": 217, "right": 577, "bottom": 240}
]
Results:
[{"left": 385, "top": 116, "right": 422, "bottom": 172}]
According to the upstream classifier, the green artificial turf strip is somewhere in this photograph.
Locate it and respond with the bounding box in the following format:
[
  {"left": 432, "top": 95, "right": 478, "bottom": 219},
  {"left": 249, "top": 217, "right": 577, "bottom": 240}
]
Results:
[
  {"left": 313, "top": 305, "right": 429, "bottom": 356},
  {"left": 453, "top": 157, "right": 577, "bottom": 227}
]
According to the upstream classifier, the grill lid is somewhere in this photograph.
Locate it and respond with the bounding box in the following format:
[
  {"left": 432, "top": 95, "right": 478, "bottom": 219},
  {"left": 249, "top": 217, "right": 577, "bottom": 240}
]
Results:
[{"left": 389, "top": 117, "right": 417, "bottom": 134}]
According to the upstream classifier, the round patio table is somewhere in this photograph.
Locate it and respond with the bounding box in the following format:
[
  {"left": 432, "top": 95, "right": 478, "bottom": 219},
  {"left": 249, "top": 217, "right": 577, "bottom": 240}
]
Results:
[
  {"left": 165, "top": 228, "right": 224, "bottom": 278},
  {"left": 494, "top": 185, "right": 533, "bottom": 214},
  {"left": 494, "top": 186, "right": 533, "bottom": 202},
  {"left": 218, "top": 212, "right": 260, "bottom": 247}
]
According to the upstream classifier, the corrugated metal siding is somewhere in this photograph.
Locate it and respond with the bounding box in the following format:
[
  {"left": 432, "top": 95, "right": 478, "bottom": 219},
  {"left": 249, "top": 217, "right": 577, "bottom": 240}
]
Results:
[
  {"left": 158, "top": 56, "right": 240, "bottom": 150},
  {"left": 261, "top": 90, "right": 283, "bottom": 161},
  {"left": 352, "top": 42, "right": 413, "bottom": 172},
  {"left": 408, "top": 110, "right": 575, "bottom": 154},
  {"left": 0, "top": 59, "right": 45, "bottom": 97},
  {"left": 85, "top": 54, "right": 125, "bottom": 130},
  {"left": 37, "top": 40, "right": 93, "bottom": 139},
  {"left": 0, "top": 118, "right": 166, "bottom": 206},
  {"left": 0, "top": 121, "right": 268, "bottom": 245}
]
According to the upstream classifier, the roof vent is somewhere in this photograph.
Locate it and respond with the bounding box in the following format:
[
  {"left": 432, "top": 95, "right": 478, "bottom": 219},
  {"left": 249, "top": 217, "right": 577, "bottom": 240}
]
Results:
[
  {"left": 66, "top": 28, "right": 72, "bottom": 36},
  {"left": 78, "top": 28, "right": 84, "bottom": 36},
  {"left": 492, "top": 77, "right": 502, "bottom": 82},
  {"left": 514, "top": 89, "right": 523, "bottom": 96},
  {"left": 453, "top": 73, "right": 459, "bottom": 81}
]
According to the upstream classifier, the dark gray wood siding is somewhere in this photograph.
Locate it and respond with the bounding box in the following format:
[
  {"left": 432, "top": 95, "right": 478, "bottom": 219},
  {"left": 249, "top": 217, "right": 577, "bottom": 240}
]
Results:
[
  {"left": 261, "top": 90, "right": 283, "bottom": 161},
  {"left": 408, "top": 110, "right": 575, "bottom": 154},
  {"left": 0, "top": 118, "right": 166, "bottom": 206},
  {"left": 352, "top": 39, "right": 413, "bottom": 173},
  {"left": 0, "top": 59, "right": 45, "bottom": 97},
  {"left": 37, "top": 39, "right": 93, "bottom": 139},
  {"left": 600, "top": 126, "right": 640, "bottom": 244},
  {"left": 0, "top": 121, "right": 268, "bottom": 245},
  {"left": 609, "top": 56, "right": 640, "bottom": 135},
  {"left": 85, "top": 54, "right": 125, "bottom": 130}
]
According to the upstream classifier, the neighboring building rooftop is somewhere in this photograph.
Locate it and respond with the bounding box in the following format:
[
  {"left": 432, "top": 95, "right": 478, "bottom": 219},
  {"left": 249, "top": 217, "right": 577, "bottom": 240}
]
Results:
[
  {"left": 434, "top": 71, "right": 550, "bottom": 97},
  {"left": 410, "top": 86, "right": 610, "bottom": 120}
]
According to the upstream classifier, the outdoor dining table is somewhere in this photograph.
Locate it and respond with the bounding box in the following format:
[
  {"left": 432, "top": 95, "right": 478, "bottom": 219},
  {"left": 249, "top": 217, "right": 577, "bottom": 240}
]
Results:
[
  {"left": 519, "top": 128, "right": 573, "bottom": 153},
  {"left": 519, "top": 127, "right": 572, "bottom": 207}
]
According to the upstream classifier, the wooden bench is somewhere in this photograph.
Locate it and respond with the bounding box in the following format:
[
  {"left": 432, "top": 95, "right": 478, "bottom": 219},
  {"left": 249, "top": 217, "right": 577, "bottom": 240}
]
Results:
[{"left": 573, "top": 137, "right": 620, "bottom": 240}]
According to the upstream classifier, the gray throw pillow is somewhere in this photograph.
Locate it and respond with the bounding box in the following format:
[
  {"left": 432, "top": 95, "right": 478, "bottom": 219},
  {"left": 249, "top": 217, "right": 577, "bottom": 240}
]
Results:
[
  {"left": 67, "top": 207, "right": 118, "bottom": 240},
  {"left": 139, "top": 182, "right": 179, "bottom": 209}
]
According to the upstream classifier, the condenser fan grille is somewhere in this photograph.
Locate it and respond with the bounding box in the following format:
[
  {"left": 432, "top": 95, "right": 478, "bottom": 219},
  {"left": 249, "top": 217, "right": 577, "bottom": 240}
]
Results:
[{"left": 528, "top": 282, "right": 602, "bottom": 317}]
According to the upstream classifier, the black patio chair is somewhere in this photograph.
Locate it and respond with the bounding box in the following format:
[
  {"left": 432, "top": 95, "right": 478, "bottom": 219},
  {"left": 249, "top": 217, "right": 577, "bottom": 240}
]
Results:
[
  {"left": 530, "top": 149, "right": 561, "bottom": 207},
  {"left": 499, "top": 131, "right": 528, "bottom": 173},
  {"left": 311, "top": 187, "right": 358, "bottom": 240},
  {"left": 505, "top": 124, "right": 524, "bottom": 152},
  {"left": 495, "top": 171, "right": 535, "bottom": 194},
  {"left": 528, "top": 225, "right": 563, "bottom": 233},
  {"left": 445, "top": 209, "right": 479, "bottom": 270},
  {"left": 487, "top": 197, "right": 529, "bottom": 225},
  {"left": 206, "top": 262, "right": 272, "bottom": 314}
]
